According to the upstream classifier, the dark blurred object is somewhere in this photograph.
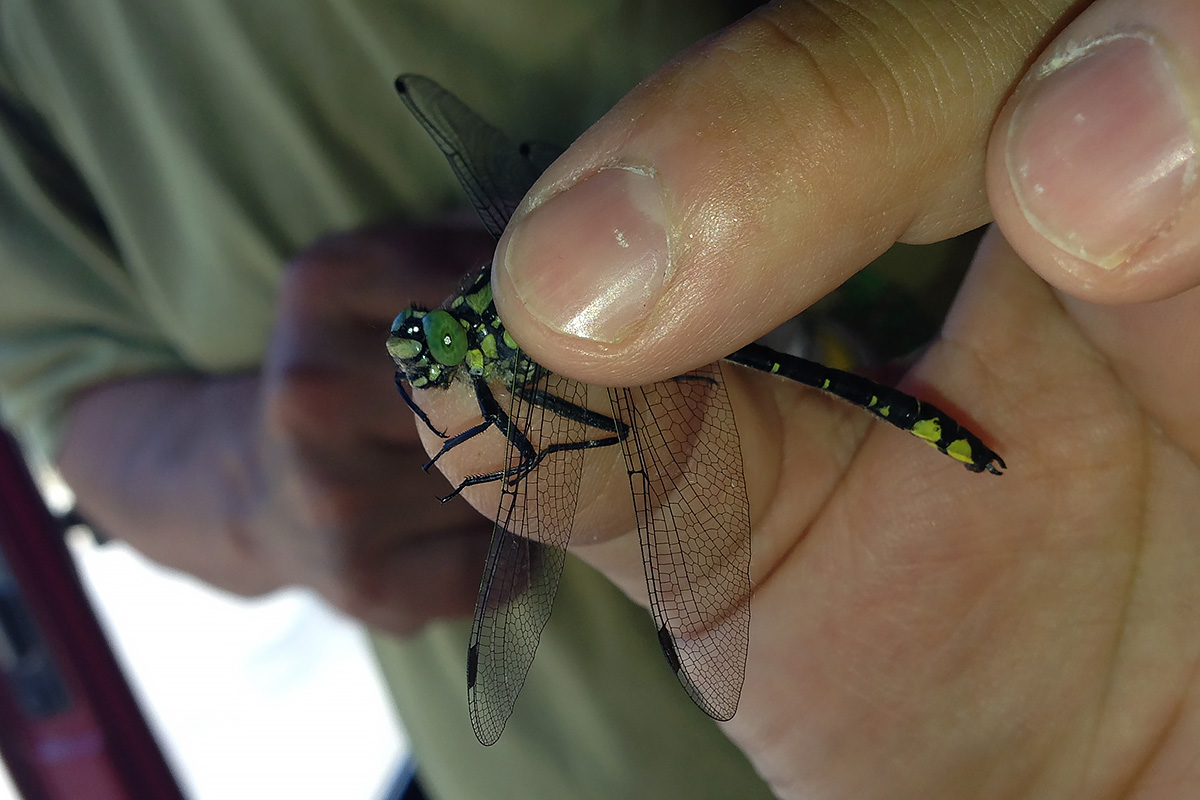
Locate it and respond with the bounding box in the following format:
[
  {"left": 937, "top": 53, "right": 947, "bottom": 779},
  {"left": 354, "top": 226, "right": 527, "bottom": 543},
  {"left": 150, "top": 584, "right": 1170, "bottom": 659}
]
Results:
[
  {"left": 378, "top": 756, "right": 429, "bottom": 800},
  {"left": 0, "top": 427, "right": 184, "bottom": 800},
  {"left": 758, "top": 227, "right": 987, "bottom": 381},
  {"left": 809, "top": 227, "right": 988, "bottom": 364}
]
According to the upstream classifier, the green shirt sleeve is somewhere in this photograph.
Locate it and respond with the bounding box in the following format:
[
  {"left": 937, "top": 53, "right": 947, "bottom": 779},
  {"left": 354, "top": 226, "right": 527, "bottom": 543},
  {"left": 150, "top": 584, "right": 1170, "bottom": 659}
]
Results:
[{"left": 0, "top": 63, "right": 189, "bottom": 459}]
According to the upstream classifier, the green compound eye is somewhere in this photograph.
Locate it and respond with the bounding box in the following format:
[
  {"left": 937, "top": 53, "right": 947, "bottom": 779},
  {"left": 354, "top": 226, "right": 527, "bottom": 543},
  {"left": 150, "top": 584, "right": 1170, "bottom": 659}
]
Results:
[{"left": 423, "top": 309, "right": 467, "bottom": 366}]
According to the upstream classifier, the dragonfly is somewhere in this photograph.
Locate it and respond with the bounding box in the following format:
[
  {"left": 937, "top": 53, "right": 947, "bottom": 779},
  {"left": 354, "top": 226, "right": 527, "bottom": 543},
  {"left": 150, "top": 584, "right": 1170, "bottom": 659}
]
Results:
[{"left": 388, "top": 74, "right": 1005, "bottom": 746}]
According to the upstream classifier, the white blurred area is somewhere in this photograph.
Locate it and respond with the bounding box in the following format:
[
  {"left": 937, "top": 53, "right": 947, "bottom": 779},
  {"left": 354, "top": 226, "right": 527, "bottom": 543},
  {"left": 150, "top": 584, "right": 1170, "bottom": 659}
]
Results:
[{"left": 0, "top": 472, "right": 409, "bottom": 800}]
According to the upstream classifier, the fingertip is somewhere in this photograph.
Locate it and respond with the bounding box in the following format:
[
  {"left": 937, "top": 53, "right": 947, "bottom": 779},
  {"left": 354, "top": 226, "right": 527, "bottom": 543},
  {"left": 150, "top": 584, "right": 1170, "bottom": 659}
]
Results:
[
  {"left": 989, "top": 3, "right": 1200, "bottom": 304},
  {"left": 490, "top": 45, "right": 844, "bottom": 385},
  {"left": 490, "top": 95, "right": 781, "bottom": 385},
  {"left": 496, "top": 165, "right": 671, "bottom": 346}
]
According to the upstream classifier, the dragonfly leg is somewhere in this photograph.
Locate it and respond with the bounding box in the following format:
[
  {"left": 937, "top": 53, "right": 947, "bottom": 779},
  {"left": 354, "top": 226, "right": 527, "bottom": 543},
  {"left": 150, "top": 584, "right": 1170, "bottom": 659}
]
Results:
[
  {"left": 438, "top": 380, "right": 626, "bottom": 502},
  {"left": 436, "top": 378, "right": 538, "bottom": 502},
  {"left": 424, "top": 419, "right": 493, "bottom": 472},
  {"left": 517, "top": 387, "right": 629, "bottom": 437},
  {"left": 422, "top": 377, "right": 534, "bottom": 474},
  {"left": 439, "top": 466, "right": 508, "bottom": 503},
  {"left": 507, "top": 383, "right": 630, "bottom": 471},
  {"left": 523, "top": 433, "right": 623, "bottom": 467},
  {"left": 395, "top": 374, "right": 446, "bottom": 438},
  {"left": 439, "top": 432, "right": 623, "bottom": 502},
  {"left": 669, "top": 374, "right": 718, "bottom": 386}
]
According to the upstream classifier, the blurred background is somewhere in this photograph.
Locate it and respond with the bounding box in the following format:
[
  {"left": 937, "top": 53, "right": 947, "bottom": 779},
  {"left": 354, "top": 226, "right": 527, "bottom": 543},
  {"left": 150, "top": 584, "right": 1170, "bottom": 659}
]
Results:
[{"left": 0, "top": 467, "right": 408, "bottom": 800}]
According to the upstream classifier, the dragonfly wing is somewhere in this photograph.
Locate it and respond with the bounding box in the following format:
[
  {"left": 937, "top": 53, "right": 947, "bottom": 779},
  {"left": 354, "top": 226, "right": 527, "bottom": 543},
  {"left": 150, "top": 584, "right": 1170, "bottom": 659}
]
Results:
[
  {"left": 466, "top": 365, "right": 590, "bottom": 745},
  {"left": 609, "top": 363, "right": 751, "bottom": 720},
  {"left": 395, "top": 74, "right": 545, "bottom": 239},
  {"left": 466, "top": 524, "right": 565, "bottom": 745}
]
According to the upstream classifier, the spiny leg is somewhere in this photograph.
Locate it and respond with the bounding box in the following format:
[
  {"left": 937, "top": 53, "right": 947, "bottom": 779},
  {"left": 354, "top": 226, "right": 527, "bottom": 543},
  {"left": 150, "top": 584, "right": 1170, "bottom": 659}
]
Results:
[
  {"left": 439, "top": 379, "right": 629, "bottom": 502},
  {"left": 396, "top": 373, "right": 446, "bottom": 438}
]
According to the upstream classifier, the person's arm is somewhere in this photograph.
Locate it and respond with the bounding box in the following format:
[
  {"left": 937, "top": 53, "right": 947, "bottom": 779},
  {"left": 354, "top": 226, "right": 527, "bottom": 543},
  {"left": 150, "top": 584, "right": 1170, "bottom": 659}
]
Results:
[
  {"left": 60, "top": 226, "right": 495, "bottom": 635},
  {"left": 61, "top": 373, "right": 268, "bottom": 591}
]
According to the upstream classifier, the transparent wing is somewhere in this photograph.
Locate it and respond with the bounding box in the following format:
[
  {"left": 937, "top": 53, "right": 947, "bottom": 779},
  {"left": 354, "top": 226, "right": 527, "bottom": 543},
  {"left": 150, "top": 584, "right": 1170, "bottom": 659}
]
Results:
[
  {"left": 395, "top": 75, "right": 586, "bottom": 744},
  {"left": 609, "top": 363, "right": 751, "bottom": 719},
  {"left": 395, "top": 75, "right": 560, "bottom": 239},
  {"left": 466, "top": 365, "right": 590, "bottom": 745}
]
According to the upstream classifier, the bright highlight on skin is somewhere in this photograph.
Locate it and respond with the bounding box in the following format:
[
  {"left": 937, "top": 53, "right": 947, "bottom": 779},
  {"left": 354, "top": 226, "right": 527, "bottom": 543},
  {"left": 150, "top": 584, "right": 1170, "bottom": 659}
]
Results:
[{"left": 503, "top": 165, "right": 671, "bottom": 344}]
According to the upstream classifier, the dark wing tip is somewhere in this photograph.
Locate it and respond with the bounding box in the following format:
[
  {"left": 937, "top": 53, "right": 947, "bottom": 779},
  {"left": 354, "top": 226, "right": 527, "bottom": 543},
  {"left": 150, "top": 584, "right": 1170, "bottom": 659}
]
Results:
[
  {"left": 466, "top": 643, "right": 480, "bottom": 688},
  {"left": 394, "top": 73, "right": 420, "bottom": 96}
]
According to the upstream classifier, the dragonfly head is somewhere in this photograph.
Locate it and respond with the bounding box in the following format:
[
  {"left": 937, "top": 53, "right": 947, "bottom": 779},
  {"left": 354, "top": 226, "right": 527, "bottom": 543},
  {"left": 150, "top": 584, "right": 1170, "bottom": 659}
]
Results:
[{"left": 387, "top": 306, "right": 467, "bottom": 389}]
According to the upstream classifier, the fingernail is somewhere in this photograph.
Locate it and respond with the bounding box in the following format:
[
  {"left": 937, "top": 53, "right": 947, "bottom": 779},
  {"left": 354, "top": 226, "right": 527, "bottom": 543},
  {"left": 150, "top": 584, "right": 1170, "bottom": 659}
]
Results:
[
  {"left": 1006, "top": 32, "right": 1199, "bottom": 268},
  {"left": 497, "top": 166, "right": 670, "bottom": 343}
]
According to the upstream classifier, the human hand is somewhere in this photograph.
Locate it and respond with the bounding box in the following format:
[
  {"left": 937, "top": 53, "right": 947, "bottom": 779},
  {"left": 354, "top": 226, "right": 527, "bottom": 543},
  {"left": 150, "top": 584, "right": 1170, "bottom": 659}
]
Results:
[
  {"left": 251, "top": 224, "right": 495, "bottom": 634},
  {"left": 61, "top": 223, "right": 495, "bottom": 637},
  {"left": 421, "top": 0, "right": 1199, "bottom": 796}
]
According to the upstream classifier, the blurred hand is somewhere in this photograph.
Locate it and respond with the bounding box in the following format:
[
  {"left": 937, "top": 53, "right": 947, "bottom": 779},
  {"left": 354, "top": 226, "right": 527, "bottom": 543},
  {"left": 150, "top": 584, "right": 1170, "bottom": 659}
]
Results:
[
  {"left": 62, "top": 223, "right": 495, "bottom": 636},
  {"left": 251, "top": 225, "right": 495, "bottom": 633},
  {"left": 414, "top": 0, "right": 1200, "bottom": 796}
]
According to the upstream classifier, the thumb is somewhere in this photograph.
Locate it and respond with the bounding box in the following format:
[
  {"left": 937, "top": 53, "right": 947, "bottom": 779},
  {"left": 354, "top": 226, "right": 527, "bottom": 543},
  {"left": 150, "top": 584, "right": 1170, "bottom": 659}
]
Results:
[
  {"left": 989, "top": 0, "right": 1200, "bottom": 304},
  {"left": 492, "top": 0, "right": 1078, "bottom": 386}
]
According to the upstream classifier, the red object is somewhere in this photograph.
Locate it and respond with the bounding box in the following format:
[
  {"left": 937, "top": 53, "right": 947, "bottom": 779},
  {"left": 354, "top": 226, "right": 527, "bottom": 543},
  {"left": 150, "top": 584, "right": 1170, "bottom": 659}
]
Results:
[{"left": 0, "top": 428, "right": 185, "bottom": 800}]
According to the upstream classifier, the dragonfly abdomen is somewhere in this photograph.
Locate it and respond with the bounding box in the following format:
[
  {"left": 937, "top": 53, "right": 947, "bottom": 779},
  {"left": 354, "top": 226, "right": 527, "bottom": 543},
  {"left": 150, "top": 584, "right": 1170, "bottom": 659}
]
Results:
[{"left": 725, "top": 343, "right": 1004, "bottom": 475}]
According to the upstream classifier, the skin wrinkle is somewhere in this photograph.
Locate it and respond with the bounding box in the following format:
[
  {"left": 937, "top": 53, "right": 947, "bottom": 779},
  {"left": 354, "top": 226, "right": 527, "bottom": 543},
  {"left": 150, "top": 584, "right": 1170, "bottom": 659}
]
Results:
[
  {"left": 1040, "top": 280, "right": 1173, "bottom": 796},
  {"left": 1076, "top": 446, "right": 1149, "bottom": 796},
  {"left": 1112, "top": 649, "right": 1191, "bottom": 798},
  {"left": 1119, "top": 452, "right": 1200, "bottom": 798},
  {"left": 937, "top": 256, "right": 1170, "bottom": 790},
  {"left": 745, "top": 12, "right": 857, "bottom": 137},
  {"left": 1161, "top": 670, "right": 1200, "bottom": 785},
  {"left": 882, "top": 9, "right": 985, "bottom": 195},
  {"left": 746, "top": 384, "right": 879, "bottom": 617},
  {"left": 1120, "top": 468, "right": 1199, "bottom": 799},
  {"left": 1041, "top": 317, "right": 1136, "bottom": 474},
  {"left": 1063, "top": 288, "right": 1200, "bottom": 473},
  {"left": 822, "top": 2, "right": 981, "bottom": 147},
  {"left": 754, "top": 3, "right": 882, "bottom": 133},
  {"left": 759, "top": 3, "right": 1008, "bottom": 239},
  {"left": 808, "top": 3, "right": 908, "bottom": 139},
  {"left": 725, "top": 366, "right": 794, "bottom": 584},
  {"left": 861, "top": 6, "right": 930, "bottom": 138},
  {"left": 725, "top": 391, "right": 883, "bottom": 794},
  {"left": 1085, "top": 298, "right": 1200, "bottom": 466},
  {"left": 939, "top": 582, "right": 1036, "bottom": 796},
  {"left": 743, "top": 7, "right": 918, "bottom": 255},
  {"left": 917, "top": 5, "right": 1023, "bottom": 134},
  {"left": 941, "top": 465, "right": 1132, "bottom": 797},
  {"left": 763, "top": 361, "right": 859, "bottom": 564}
]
